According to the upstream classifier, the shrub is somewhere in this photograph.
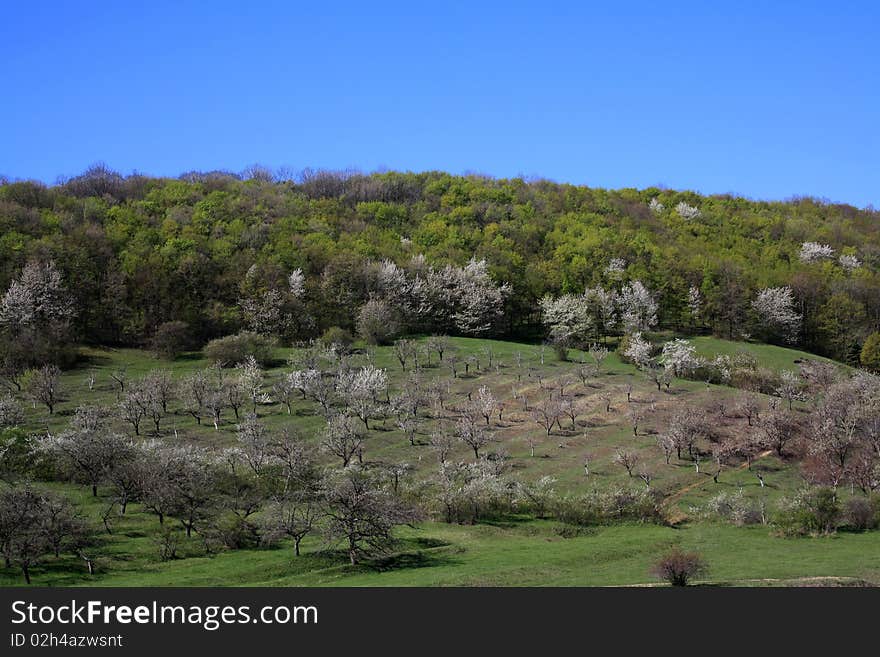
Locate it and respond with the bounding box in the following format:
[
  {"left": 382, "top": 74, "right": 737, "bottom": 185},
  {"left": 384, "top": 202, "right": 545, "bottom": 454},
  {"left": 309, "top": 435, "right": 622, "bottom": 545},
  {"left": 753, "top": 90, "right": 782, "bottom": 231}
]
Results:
[
  {"left": 551, "top": 488, "right": 663, "bottom": 526},
  {"left": 320, "top": 326, "right": 354, "bottom": 352},
  {"left": 203, "top": 331, "right": 275, "bottom": 366},
  {"left": 650, "top": 549, "right": 708, "bottom": 586},
  {"left": 777, "top": 487, "right": 840, "bottom": 536},
  {"left": 356, "top": 299, "right": 399, "bottom": 345},
  {"left": 551, "top": 339, "right": 570, "bottom": 362},
  {"left": 701, "top": 490, "right": 765, "bottom": 526},
  {"left": 150, "top": 320, "right": 191, "bottom": 360},
  {"left": 0, "top": 396, "right": 24, "bottom": 428},
  {"left": 861, "top": 332, "right": 880, "bottom": 372},
  {"left": 845, "top": 496, "right": 879, "bottom": 531}
]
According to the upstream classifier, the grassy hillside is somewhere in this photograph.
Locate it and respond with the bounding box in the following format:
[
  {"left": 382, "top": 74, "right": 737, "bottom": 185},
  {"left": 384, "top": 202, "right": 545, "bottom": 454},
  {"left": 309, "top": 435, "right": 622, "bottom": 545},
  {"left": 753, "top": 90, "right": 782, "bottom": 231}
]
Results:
[
  {"left": 18, "top": 335, "right": 823, "bottom": 501},
  {"left": 4, "top": 335, "right": 870, "bottom": 587}
]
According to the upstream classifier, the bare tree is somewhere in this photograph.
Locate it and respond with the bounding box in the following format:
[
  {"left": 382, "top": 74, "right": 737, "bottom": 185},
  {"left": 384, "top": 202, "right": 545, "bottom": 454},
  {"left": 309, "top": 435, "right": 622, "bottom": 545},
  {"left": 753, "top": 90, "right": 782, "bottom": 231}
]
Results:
[
  {"left": 455, "top": 415, "right": 493, "bottom": 459},
  {"left": 758, "top": 410, "right": 799, "bottom": 457},
  {"left": 109, "top": 366, "right": 127, "bottom": 400},
  {"left": 260, "top": 493, "right": 321, "bottom": 556},
  {"left": 24, "top": 365, "right": 61, "bottom": 414},
  {"left": 530, "top": 395, "right": 562, "bottom": 437},
  {"left": 429, "top": 424, "right": 456, "bottom": 463},
  {"left": 393, "top": 339, "right": 418, "bottom": 371},
  {"left": 322, "top": 467, "right": 418, "bottom": 565},
  {"left": 181, "top": 370, "right": 209, "bottom": 425},
  {"left": 575, "top": 363, "right": 598, "bottom": 388},
  {"left": 0, "top": 487, "right": 89, "bottom": 584},
  {"left": 737, "top": 393, "right": 762, "bottom": 426},
  {"left": 589, "top": 343, "right": 609, "bottom": 372},
  {"left": 426, "top": 335, "right": 450, "bottom": 362},
  {"left": 626, "top": 406, "right": 646, "bottom": 437},
  {"left": 559, "top": 395, "right": 580, "bottom": 430},
  {"left": 613, "top": 449, "right": 640, "bottom": 477},
  {"left": 40, "top": 430, "right": 134, "bottom": 497},
  {"left": 321, "top": 414, "right": 365, "bottom": 467}
]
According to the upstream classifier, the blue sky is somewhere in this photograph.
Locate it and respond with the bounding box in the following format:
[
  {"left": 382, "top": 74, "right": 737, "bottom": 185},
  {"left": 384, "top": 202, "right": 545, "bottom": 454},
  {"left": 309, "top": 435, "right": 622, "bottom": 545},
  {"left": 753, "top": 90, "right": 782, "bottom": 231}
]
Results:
[{"left": 2, "top": 1, "right": 878, "bottom": 207}]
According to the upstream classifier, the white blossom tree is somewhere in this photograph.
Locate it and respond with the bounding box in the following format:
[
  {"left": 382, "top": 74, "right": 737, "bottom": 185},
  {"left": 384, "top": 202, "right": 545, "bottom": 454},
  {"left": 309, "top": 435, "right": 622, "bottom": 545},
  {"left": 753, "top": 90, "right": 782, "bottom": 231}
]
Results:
[
  {"left": 617, "top": 281, "right": 657, "bottom": 334},
  {"left": 0, "top": 259, "right": 76, "bottom": 331},
  {"left": 838, "top": 254, "right": 861, "bottom": 272},
  {"left": 752, "top": 286, "right": 802, "bottom": 344},
  {"left": 288, "top": 268, "right": 306, "bottom": 298},
  {"left": 539, "top": 294, "right": 592, "bottom": 345},
  {"left": 337, "top": 365, "right": 388, "bottom": 429},
  {"left": 799, "top": 241, "right": 835, "bottom": 263},
  {"left": 675, "top": 202, "right": 702, "bottom": 220},
  {"left": 648, "top": 198, "right": 665, "bottom": 214},
  {"left": 659, "top": 339, "right": 699, "bottom": 378},
  {"left": 623, "top": 332, "right": 653, "bottom": 369},
  {"left": 687, "top": 285, "right": 703, "bottom": 327}
]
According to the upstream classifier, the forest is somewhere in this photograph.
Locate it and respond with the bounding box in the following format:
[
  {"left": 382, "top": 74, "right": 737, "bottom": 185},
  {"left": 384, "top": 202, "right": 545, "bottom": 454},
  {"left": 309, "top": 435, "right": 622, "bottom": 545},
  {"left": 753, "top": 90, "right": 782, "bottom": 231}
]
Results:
[
  {"left": 1, "top": 166, "right": 879, "bottom": 587},
  {"left": 1, "top": 165, "right": 879, "bottom": 366}
]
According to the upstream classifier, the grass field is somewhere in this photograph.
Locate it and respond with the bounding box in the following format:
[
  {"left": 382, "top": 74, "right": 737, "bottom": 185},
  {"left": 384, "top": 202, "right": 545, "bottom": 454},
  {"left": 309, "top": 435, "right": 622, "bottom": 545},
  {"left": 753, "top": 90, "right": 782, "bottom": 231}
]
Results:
[
  {"left": 4, "top": 335, "right": 872, "bottom": 587},
  {"left": 5, "top": 496, "right": 879, "bottom": 587}
]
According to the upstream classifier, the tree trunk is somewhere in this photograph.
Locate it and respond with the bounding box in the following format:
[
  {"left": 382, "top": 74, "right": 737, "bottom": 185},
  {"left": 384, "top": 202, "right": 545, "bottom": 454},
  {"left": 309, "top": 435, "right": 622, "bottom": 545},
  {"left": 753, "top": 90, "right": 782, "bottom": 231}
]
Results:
[{"left": 22, "top": 565, "right": 31, "bottom": 585}]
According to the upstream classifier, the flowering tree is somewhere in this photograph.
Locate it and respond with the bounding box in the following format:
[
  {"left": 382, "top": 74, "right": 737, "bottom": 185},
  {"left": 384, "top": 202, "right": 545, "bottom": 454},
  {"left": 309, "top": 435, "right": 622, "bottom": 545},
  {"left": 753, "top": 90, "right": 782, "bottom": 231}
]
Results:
[
  {"left": 648, "top": 198, "right": 665, "bottom": 214},
  {"left": 584, "top": 286, "right": 618, "bottom": 341},
  {"left": 337, "top": 365, "right": 388, "bottom": 429},
  {"left": 838, "top": 254, "right": 861, "bottom": 271},
  {"left": 618, "top": 281, "right": 658, "bottom": 334},
  {"left": 687, "top": 285, "right": 703, "bottom": 327},
  {"left": 659, "top": 339, "right": 699, "bottom": 377},
  {"left": 321, "top": 414, "right": 365, "bottom": 467},
  {"left": 539, "top": 294, "right": 592, "bottom": 345},
  {"left": 0, "top": 259, "right": 76, "bottom": 331},
  {"left": 288, "top": 268, "right": 306, "bottom": 298},
  {"left": 451, "top": 259, "right": 510, "bottom": 335},
  {"left": 623, "top": 332, "right": 653, "bottom": 369},
  {"left": 799, "top": 241, "right": 835, "bottom": 263},
  {"left": 752, "top": 286, "right": 802, "bottom": 344},
  {"left": 675, "top": 202, "right": 702, "bottom": 220}
]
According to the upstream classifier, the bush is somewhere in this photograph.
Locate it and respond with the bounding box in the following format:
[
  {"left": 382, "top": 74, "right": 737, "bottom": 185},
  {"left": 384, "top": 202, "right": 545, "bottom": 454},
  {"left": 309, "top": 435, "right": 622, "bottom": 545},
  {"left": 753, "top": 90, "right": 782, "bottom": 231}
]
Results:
[
  {"left": 551, "top": 488, "right": 663, "bottom": 526},
  {"left": 320, "top": 326, "right": 354, "bottom": 352},
  {"left": 356, "top": 299, "right": 399, "bottom": 345},
  {"left": 0, "top": 396, "right": 24, "bottom": 428},
  {"left": 845, "top": 496, "right": 879, "bottom": 531},
  {"left": 551, "top": 339, "right": 570, "bottom": 362},
  {"left": 203, "top": 331, "right": 275, "bottom": 366},
  {"left": 861, "top": 332, "right": 880, "bottom": 372},
  {"left": 777, "top": 487, "right": 841, "bottom": 536},
  {"left": 650, "top": 549, "right": 708, "bottom": 586},
  {"left": 150, "top": 321, "right": 191, "bottom": 359}
]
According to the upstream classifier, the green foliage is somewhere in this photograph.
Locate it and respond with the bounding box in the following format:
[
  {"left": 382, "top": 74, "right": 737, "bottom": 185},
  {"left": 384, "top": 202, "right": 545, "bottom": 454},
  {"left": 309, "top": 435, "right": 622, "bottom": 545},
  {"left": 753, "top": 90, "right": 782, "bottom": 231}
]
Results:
[
  {"left": 203, "top": 332, "right": 275, "bottom": 366},
  {"left": 777, "top": 488, "right": 841, "bottom": 536},
  {"left": 1, "top": 170, "right": 877, "bottom": 361},
  {"left": 320, "top": 326, "right": 354, "bottom": 350},
  {"left": 860, "top": 332, "right": 880, "bottom": 372},
  {"left": 149, "top": 320, "right": 192, "bottom": 360}
]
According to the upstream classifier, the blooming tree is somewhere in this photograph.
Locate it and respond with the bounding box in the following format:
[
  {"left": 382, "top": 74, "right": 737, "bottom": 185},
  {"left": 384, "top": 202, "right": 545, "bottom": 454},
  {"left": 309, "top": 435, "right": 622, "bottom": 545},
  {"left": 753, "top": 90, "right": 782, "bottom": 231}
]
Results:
[
  {"left": 618, "top": 281, "right": 658, "bottom": 334},
  {"left": 799, "top": 242, "right": 835, "bottom": 263},
  {"left": 659, "top": 339, "right": 699, "bottom": 377},
  {"left": 624, "top": 332, "right": 653, "bottom": 369},
  {"left": 752, "top": 286, "right": 802, "bottom": 343},
  {"left": 675, "top": 202, "right": 702, "bottom": 220}
]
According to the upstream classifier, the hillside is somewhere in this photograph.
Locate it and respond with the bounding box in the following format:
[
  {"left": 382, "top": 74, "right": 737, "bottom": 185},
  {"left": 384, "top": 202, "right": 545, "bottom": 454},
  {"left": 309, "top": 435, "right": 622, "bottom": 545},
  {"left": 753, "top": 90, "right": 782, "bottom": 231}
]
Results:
[
  {"left": 3, "top": 335, "right": 878, "bottom": 587},
  {"left": 1, "top": 169, "right": 879, "bottom": 366}
]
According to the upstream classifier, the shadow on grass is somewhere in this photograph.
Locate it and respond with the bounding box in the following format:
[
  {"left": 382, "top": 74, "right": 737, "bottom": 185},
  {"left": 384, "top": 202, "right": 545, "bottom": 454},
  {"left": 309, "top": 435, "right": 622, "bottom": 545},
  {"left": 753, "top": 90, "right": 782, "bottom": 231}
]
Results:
[{"left": 366, "top": 541, "right": 460, "bottom": 573}]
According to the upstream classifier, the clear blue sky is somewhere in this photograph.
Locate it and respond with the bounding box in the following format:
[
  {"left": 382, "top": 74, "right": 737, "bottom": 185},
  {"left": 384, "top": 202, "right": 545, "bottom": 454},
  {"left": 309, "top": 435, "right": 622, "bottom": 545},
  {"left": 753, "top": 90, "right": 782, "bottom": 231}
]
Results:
[{"left": 2, "top": 1, "right": 878, "bottom": 207}]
